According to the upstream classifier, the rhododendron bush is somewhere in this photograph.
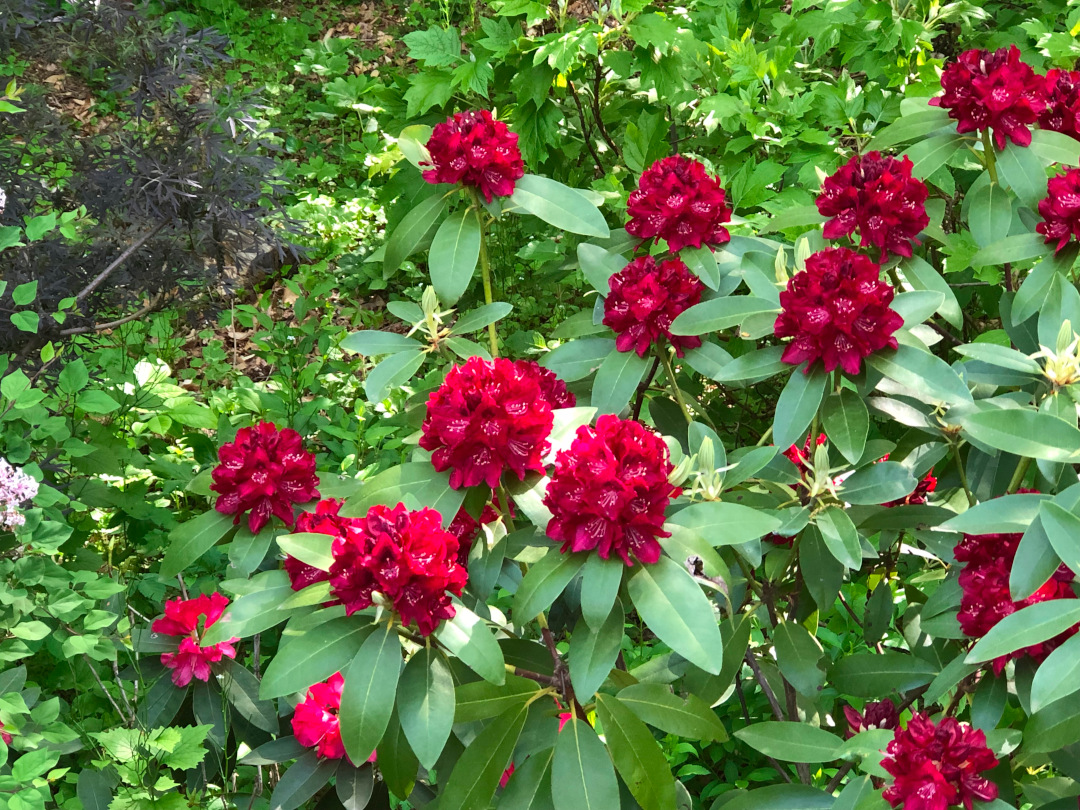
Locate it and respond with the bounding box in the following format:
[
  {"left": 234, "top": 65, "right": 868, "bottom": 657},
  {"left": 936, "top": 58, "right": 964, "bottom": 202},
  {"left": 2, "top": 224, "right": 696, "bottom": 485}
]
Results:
[{"left": 13, "top": 36, "right": 1080, "bottom": 810}]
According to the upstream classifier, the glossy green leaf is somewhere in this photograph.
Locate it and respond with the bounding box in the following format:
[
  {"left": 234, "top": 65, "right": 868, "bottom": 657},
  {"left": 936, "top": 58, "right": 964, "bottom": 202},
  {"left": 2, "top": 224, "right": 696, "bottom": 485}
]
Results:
[
  {"left": 772, "top": 366, "right": 828, "bottom": 450},
  {"left": 1022, "top": 693, "right": 1080, "bottom": 753},
  {"left": 828, "top": 652, "right": 938, "bottom": 698},
  {"left": 397, "top": 647, "right": 455, "bottom": 769},
  {"left": 815, "top": 506, "right": 863, "bottom": 569},
  {"left": 773, "top": 621, "right": 826, "bottom": 697},
  {"left": 616, "top": 683, "right": 728, "bottom": 741},
  {"left": 260, "top": 617, "right": 375, "bottom": 699},
  {"left": 436, "top": 603, "right": 506, "bottom": 684},
  {"left": 1030, "top": 633, "right": 1080, "bottom": 713},
  {"left": 228, "top": 524, "right": 275, "bottom": 577},
  {"left": 509, "top": 174, "right": 609, "bottom": 237},
  {"left": 453, "top": 302, "right": 513, "bottom": 335},
  {"left": 159, "top": 510, "right": 235, "bottom": 579},
  {"left": 866, "top": 345, "right": 971, "bottom": 406},
  {"left": 954, "top": 343, "right": 1042, "bottom": 374},
  {"left": 940, "top": 492, "right": 1046, "bottom": 535},
  {"left": 960, "top": 407, "right": 1080, "bottom": 463},
  {"left": 269, "top": 751, "right": 338, "bottom": 810},
  {"left": 967, "top": 181, "right": 1013, "bottom": 249},
  {"left": 665, "top": 501, "right": 781, "bottom": 544},
  {"left": 734, "top": 722, "right": 843, "bottom": 762},
  {"left": 552, "top": 716, "right": 619, "bottom": 810},
  {"left": 670, "top": 296, "right": 779, "bottom": 336},
  {"left": 454, "top": 675, "right": 539, "bottom": 723},
  {"left": 1038, "top": 501, "right": 1080, "bottom": 574},
  {"left": 997, "top": 140, "right": 1047, "bottom": 210},
  {"left": 1012, "top": 245, "right": 1079, "bottom": 325},
  {"left": 341, "top": 462, "right": 463, "bottom": 525},
  {"left": 578, "top": 242, "right": 627, "bottom": 294},
  {"left": 541, "top": 338, "right": 616, "bottom": 382},
  {"left": 276, "top": 532, "right": 333, "bottom": 572},
  {"left": 596, "top": 693, "right": 677, "bottom": 810},
  {"left": 821, "top": 389, "right": 869, "bottom": 464},
  {"left": 340, "top": 330, "right": 423, "bottom": 356},
  {"left": 440, "top": 703, "right": 528, "bottom": 810},
  {"left": 1029, "top": 129, "right": 1080, "bottom": 166},
  {"left": 378, "top": 710, "right": 419, "bottom": 799},
  {"left": 967, "top": 600, "right": 1080, "bottom": 664},
  {"left": 906, "top": 133, "right": 966, "bottom": 179},
  {"left": 514, "top": 550, "right": 585, "bottom": 621},
  {"left": 681, "top": 244, "right": 721, "bottom": 290},
  {"left": 591, "top": 348, "right": 649, "bottom": 416},
  {"left": 870, "top": 108, "right": 952, "bottom": 149},
  {"left": 758, "top": 204, "right": 827, "bottom": 233},
  {"left": 384, "top": 193, "right": 449, "bottom": 272},
  {"left": 340, "top": 623, "right": 402, "bottom": 764},
  {"left": 569, "top": 602, "right": 624, "bottom": 700},
  {"left": 838, "top": 462, "right": 917, "bottom": 506},
  {"left": 722, "top": 785, "right": 834, "bottom": 810},
  {"left": 970, "top": 232, "right": 1051, "bottom": 267},
  {"left": 364, "top": 349, "right": 426, "bottom": 403},
  {"left": 580, "top": 553, "right": 623, "bottom": 629},
  {"left": 500, "top": 748, "right": 554, "bottom": 810},
  {"left": 430, "top": 208, "right": 482, "bottom": 305},
  {"left": 336, "top": 763, "right": 375, "bottom": 810},
  {"left": 222, "top": 661, "right": 278, "bottom": 733},
  {"left": 899, "top": 255, "right": 963, "bottom": 329},
  {"left": 703, "top": 345, "right": 787, "bottom": 383}
]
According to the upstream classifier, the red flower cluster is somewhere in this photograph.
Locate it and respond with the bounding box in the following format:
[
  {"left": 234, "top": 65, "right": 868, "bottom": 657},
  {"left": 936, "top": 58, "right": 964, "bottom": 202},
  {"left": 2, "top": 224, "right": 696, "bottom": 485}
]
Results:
[
  {"left": 448, "top": 501, "right": 504, "bottom": 566},
  {"left": 774, "top": 247, "right": 902, "bottom": 376},
  {"left": 930, "top": 46, "right": 1046, "bottom": 150},
  {"left": 283, "top": 499, "right": 364, "bottom": 602},
  {"left": 421, "top": 110, "right": 525, "bottom": 203},
  {"left": 152, "top": 593, "right": 239, "bottom": 688},
  {"left": 544, "top": 415, "right": 679, "bottom": 566},
  {"left": 844, "top": 699, "right": 900, "bottom": 738},
  {"left": 292, "top": 672, "right": 379, "bottom": 763},
  {"left": 1037, "top": 168, "right": 1080, "bottom": 254},
  {"left": 816, "top": 152, "right": 929, "bottom": 263},
  {"left": 881, "top": 713, "right": 998, "bottom": 810},
  {"left": 420, "top": 357, "right": 574, "bottom": 490},
  {"left": 211, "top": 422, "right": 320, "bottom": 534},
  {"left": 602, "top": 256, "right": 704, "bottom": 358},
  {"left": 329, "top": 503, "right": 467, "bottom": 636},
  {"left": 955, "top": 529, "right": 1078, "bottom": 673},
  {"left": 626, "top": 155, "right": 732, "bottom": 253},
  {"left": 1040, "top": 69, "right": 1080, "bottom": 140}
]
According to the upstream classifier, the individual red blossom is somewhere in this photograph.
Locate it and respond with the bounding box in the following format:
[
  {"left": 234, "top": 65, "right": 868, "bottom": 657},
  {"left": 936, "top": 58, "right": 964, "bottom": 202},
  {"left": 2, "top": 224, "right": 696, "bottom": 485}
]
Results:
[
  {"left": 420, "top": 357, "right": 563, "bottom": 490},
  {"left": 844, "top": 699, "right": 900, "bottom": 738},
  {"left": 882, "top": 713, "right": 998, "bottom": 810},
  {"left": 955, "top": 528, "right": 1078, "bottom": 674},
  {"left": 292, "top": 672, "right": 378, "bottom": 763},
  {"left": 816, "top": 152, "right": 929, "bottom": 263},
  {"left": 152, "top": 593, "right": 238, "bottom": 688},
  {"left": 602, "top": 256, "right": 704, "bottom": 358},
  {"left": 774, "top": 247, "right": 902, "bottom": 376},
  {"left": 329, "top": 503, "right": 467, "bottom": 636},
  {"left": 447, "top": 500, "right": 508, "bottom": 566},
  {"left": 421, "top": 110, "right": 525, "bottom": 203},
  {"left": 544, "top": 415, "right": 679, "bottom": 566},
  {"left": 929, "top": 46, "right": 1046, "bottom": 150},
  {"left": 1037, "top": 169, "right": 1080, "bottom": 254},
  {"left": 626, "top": 155, "right": 732, "bottom": 253},
  {"left": 526, "top": 361, "right": 577, "bottom": 410},
  {"left": 283, "top": 499, "right": 364, "bottom": 605},
  {"left": 210, "top": 422, "right": 320, "bottom": 535},
  {"left": 1039, "top": 69, "right": 1080, "bottom": 140}
]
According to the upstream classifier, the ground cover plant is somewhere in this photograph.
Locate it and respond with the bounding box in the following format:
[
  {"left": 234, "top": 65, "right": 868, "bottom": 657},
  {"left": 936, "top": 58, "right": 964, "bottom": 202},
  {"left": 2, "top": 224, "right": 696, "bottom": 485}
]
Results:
[{"left": 9, "top": 1, "right": 1080, "bottom": 810}]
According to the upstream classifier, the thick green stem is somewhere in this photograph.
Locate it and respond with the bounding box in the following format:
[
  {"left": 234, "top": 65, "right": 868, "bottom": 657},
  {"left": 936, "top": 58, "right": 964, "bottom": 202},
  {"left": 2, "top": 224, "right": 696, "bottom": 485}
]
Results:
[
  {"left": 1007, "top": 456, "right": 1032, "bottom": 494},
  {"left": 982, "top": 129, "right": 999, "bottom": 185},
  {"left": 658, "top": 348, "right": 693, "bottom": 425},
  {"left": 471, "top": 194, "right": 499, "bottom": 357},
  {"left": 951, "top": 439, "right": 976, "bottom": 507}
]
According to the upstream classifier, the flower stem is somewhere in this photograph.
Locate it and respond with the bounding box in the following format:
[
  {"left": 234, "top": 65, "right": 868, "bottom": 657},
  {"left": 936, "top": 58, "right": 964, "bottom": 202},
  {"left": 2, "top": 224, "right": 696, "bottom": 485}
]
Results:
[
  {"left": 658, "top": 348, "right": 693, "bottom": 425},
  {"left": 1007, "top": 456, "right": 1031, "bottom": 494},
  {"left": 471, "top": 193, "right": 499, "bottom": 357},
  {"left": 950, "top": 439, "right": 976, "bottom": 507},
  {"left": 982, "top": 129, "right": 999, "bottom": 185}
]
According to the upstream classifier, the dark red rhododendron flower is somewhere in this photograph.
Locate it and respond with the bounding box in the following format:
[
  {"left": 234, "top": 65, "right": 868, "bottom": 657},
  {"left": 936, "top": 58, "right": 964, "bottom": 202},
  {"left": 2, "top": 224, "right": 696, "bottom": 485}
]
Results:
[
  {"left": 844, "top": 699, "right": 900, "bottom": 738},
  {"left": 544, "top": 415, "right": 680, "bottom": 566},
  {"left": 626, "top": 155, "right": 732, "bottom": 253},
  {"left": 211, "top": 422, "right": 319, "bottom": 534},
  {"left": 882, "top": 713, "right": 998, "bottom": 810},
  {"left": 816, "top": 152, "right": 929, "bottom": 263},
  {"left": 329, "top": 503, "right": 467, "bottom": 636},
  {"left": 955, "top": 527, "right": 1078, "bottom": 674},
  {"left": 774, "top": 247, "right": 902, "bottom": 376},
  {"left": 283, "top": 498, "right": 365, "bottom": 603},
  {"left": 602, "top": 256, "right": 704, "bottom": 358},
  {"left": 447, "top": 501, "right": 506, "bottom": 566},
  {"left": 930, "top": 46, "right": 1046, "bottom": 150},
  {"left": 1039, "top": 69, "right": 1080, "bottom": 140},
  {"left": 530, "top": 362, "right": 577, "bottom": 409},
  {"left": 1037, "top": 168, "right": 1080, "bottom": 254},
  {"left": 420, "top": 357, "right": 569, "bottom": 490},
  {"left": 152, "top": 593, "right": 239, "bottom": 688},
  {"left": 292, "top": 672, "right": 378, "bottom": 763},
  {"left": 421, "top": 110, "right": 525, "bottom": 203}
]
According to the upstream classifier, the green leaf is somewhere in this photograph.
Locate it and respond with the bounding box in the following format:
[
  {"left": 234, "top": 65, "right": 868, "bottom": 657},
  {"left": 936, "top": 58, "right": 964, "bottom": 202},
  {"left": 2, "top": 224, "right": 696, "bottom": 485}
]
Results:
[
  {"left": 616, "top": 683, "right": 728, "bottom": 741},
  {"left": 1029, "top": 129, "right": 1080, "bottom": 166},
  {"left": 702, "top": 345, "right": 787, "bottom": 384},
  {"left": 552, "top": 716, "right": 619, "bottom": 810},
  {"left": 160, "top": 510, "right": 235, "bottom": 579},
  {"left": 261, "top": 617, "right": 375, "bottom": 699},
  {"left": 591, "top": 347, "right": 649, "bottom": 416},
  {"left": 1023, "top": 693, "right": 1080, "bottom": 753},
  {"left": 240, "top": 737, "right": 308, "bottom": 766},
  {"left": 758, "top": 204, "right": 827, "bottom": 234},
  {"left": 397, "top": 647, "right": 455, "bottom": 769},
  {"left": 569, "top": 602, "right": 624, "bottom": 700},
  {"left": 340, "top": 331, "right": 423, "bottom": 356},
  {"left": 837, "top": 462, "right": 917, "bottom": 506},
  {"left": 866, "top": 345, "right": 971, "bottom": 406},
  {"left": 681, "top": 245, "right": 721, "bottom": 290},
  {"left": 1011, "top": 514, "right": 1063, "bottom": 600},
  {"left": 828, "top": 652, "right": 938, "bottom": 698},
  {"left": 202, "top": 574, "right": 297, "bottom": 644},
  {"left": 871, "top": 108, "right": 953, "bottom": 149},
  {"left": 821, "top": 389, "right": 869, "bottom": 464},
  {"left": 1036, "top": 501, "right": 1080, "bottom": 576},
  {"left": 58, "top": 358, "right": 89, "bottom": 394},
  {"left": 77, "top": 389, "right": 120, "bottom": 414},
  {"left": 541, "top": 338, "right": 615, "bottom": 382},
  {"left": 379, "top": 710, "right": 419, "bottom": 799},
  {"left": 11, "top": 280, "right": 37, "bottom": 305},
  {"left": 970, "top": 232, "right": 1050, "bottom": 267},
  {"left": 1030, "top": 633, "right": 1080, "bottom": 713},
  {"left": 966, "top": 600, "right": 1080, "bottom": 664},
  {"left": 453, "top": 302, "right": 513, "bottom": 335},
  {"left": 455, "top": 675, "right": 540, "bottom": 723},
  {"left": 967, "top": 181, "right": 1013, "bottom": 249},
  {"left": 404, "top": 70, "right": 454, "bottom": 117},
  {"left": 815, "top": 506, "right": 862, "bottom": 569},
  {"left": 772, "top": 366, "right": 827, "bottom": 450},
  {"left": 340, "top": 623, "right": 402, "bottom": 764},
  {"left": 596, "top": 693, "right": 676, "bottom": 810},
  {"left": 277, "top": 532, "right": 333, "bottom": 572},
  {"left": 734, "top": 722, "right": 843, "bottom": 763},
  {"left": 384, "top": 194, "right": 449, "bottom": 272},
  {"left": 666, "top": 501, "right": 781, "bottom": 544},
  {"left": 578, "top": 242, "right": 627, "bottom": 294},
  {"left": 364, "top": 350, "right": 426, "bottom": 403},
  {"left": 269, "top": 751, "right": 338, "bottom": 810},
  {"left": 954, "top": 343, "right": 1042, "bottom": 374},
  {"left": 440, "top": 703, "right": 528, "bottom": 810},
  {"left": 514, "top": 549, "right": 585, "bottom": 621},
  {"left": 430, "top": 208, "right": 482, "bottom": 305},
  {"left": 222, "top": 661, "right": 279, "bottom": 733},
  {"left": 580, "top": 554, "right": 623, "bottom": 629},
  {"left": 1012, "top": 245, "right": 1078, "bottom": 324},
  {"left": 76, "top": 770, "right": 113, "bottom": 810},
  {"left": 336, "top": 763, "right": 375, "bottom": 810},
  {"left": 509, "top": 174, "right": 609, "bottom": 238},
  {"left": 402, "top": 25, "right": 461, "bottom": 66},
  {"left": 996, "top": 140, "right": 1047, "bottom": 210},
  {"left": 11, "top": 310, "right": 39, "bottom": 333},
  {"left": 397, "top": 125, "right": 433, "bottom": 170},
  {"left": 670, "top": 296, "right": 779, "bottom": 336},
  {"left": 892, "top": 290, "right": 945, "bottom": 328},
  {"left": 628, "top": 556, "right": 725, "bottom": 674},
  {"left": 436, "top": 603, "right": 506, "bottom": 684},
  {"left": 500, "top": 748, "right": 555, "bottom": 810},
  {"left": 773, "top": 621, "right": 826, "bottom": 697},
  {"left": 941, "top": 492, "right": 1046, "bottom": 535},
  {"left": 341, "top": 462, "right": 463, "bottom": 524},
  {"left": 229, "top": 524, "right": 276, "bottom": 577},
  {"left": 960, "top": 406, "right": 1080, "bottom": 463},
  {"left": 898, "top": 255, "right": 963, "bottom": 329},
  {"left": 906, "top": 133, "right": 966, "bottom": 179},
  {"left": 24, "top": 213, "right": 55, "bottom": 242}
]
